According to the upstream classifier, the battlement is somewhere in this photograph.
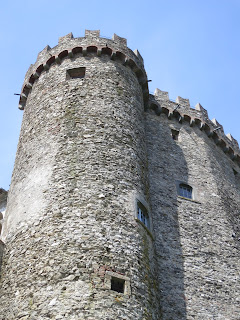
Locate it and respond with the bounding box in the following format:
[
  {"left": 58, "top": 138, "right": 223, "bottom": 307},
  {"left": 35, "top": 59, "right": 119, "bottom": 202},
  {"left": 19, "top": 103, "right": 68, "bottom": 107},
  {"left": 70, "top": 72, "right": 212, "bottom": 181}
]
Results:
[
  {"left": 2, "top": 31, "right": 240, "bottom": 319},
  {"left": 149, "top": 88, "right": 240, "bottom": 166},
  {"left": 19, "top": 30, "right": 148, "bottom": 110}
]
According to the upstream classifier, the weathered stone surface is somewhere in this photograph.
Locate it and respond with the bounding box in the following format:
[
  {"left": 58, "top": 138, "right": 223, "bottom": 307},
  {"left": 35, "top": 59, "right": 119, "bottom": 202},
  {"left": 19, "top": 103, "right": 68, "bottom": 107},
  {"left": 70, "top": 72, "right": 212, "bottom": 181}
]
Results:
[
  {"left": 0, "top": 34, "right": 158, "bottom": 319},
  {"left": 0, "top": 188, "right": 7, "bottom": 212},
  {"left": 0, "top": 31, "right": 240, "bottom": 320},
  {"left": 145, "top": 109, "right": 240, "bottom": 319}
]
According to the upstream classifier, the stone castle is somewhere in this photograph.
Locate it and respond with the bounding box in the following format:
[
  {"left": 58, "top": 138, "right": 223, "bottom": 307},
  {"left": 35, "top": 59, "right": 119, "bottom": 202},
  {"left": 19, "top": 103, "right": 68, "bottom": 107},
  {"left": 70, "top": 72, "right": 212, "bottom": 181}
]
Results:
[{"left": 0, "top": 30, "right": 240, "bottom": 320}]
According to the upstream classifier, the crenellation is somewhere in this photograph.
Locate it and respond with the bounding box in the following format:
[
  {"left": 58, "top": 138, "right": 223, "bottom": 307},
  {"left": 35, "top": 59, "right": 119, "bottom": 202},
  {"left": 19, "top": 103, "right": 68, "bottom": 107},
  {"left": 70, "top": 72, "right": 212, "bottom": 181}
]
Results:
[
  {"left": 133, "top": 49, "right": 144, "bottom": 65},
  {"left": 154, "top": 88, "right": 169, "bottom": 100},
  {"left": 1, "top": 31, "right": 240, "bottom": 320},
  {"left": 176, "top": 96, "right": 190, "bottom": 108},
  {"left": 148, "top": 93, "right": 240, "bottom": 164},
  {"left": 195, "top": 102, "right": 209, "bottom": 120},
  {"left": 85, "top": 29, "right": 100, "bottom": 38},
  {"left": 211, "top": 118, "right": 223, "bottom": 130},
  {"left": 58, "top": 32, "right": 74, "bottom": 44},
  {"left": 112, "top": 33, "right": 127, "bottom": 46},
  {"left": 36, "top": 45, "right": 51, "bottom": 62},
  {"left": 19, "top": 38, "right": 148, "bottom": 110},
  {"left": 226, "top": 133, "right": 239, "bottom": 149}
]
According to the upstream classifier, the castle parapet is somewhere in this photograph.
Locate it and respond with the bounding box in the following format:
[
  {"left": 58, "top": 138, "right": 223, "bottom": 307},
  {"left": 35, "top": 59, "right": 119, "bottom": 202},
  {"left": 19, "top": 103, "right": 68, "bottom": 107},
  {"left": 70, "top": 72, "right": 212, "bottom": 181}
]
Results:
[
  {"left": 149, "top": 90, "right": 240, "bottom": 166},
  {"left": 176, "top": 96, "right": 190, "bottom": 108},
  {"left": 112, "top": 33, "right": 127, "bottom": 46},
  {"left": 19, "top": 30, "right": 148, "bottom": 110},
  {"left": 195, "top": 103, "right": 209, "bottom": 120},
  {"left": 154, "top": 88, "right": 169, "bottom": 100}
]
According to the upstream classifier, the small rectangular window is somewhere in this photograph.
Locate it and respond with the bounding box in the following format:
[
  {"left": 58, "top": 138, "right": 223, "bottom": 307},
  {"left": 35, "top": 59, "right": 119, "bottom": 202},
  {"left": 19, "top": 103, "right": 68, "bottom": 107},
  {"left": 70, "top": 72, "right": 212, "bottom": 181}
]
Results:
[
  {"left": 137, "top": 201, "right": 149, "bottom": 228},
  {"left": 171, "top": 129, "right": 179, "bottom": 141},
  {"left": 66, "top": 67, "right": 86, "bottom": 80},
  {"left": 111, "top": 277, "right": 125, "bottom": 293},
  {"left": 178, "top": 183, "right": 193, "bottom": 199}
]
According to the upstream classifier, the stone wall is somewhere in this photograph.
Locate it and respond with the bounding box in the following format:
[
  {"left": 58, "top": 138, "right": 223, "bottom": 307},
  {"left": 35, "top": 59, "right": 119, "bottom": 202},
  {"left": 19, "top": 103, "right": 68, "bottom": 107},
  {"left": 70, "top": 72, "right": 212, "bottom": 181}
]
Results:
[
  {"left": 0, "top": 32, "right": 159, "bottom": 320},
  {"left": 0, "top": 30, "right": 240, "bottom": 320},
  {"left": 0, "top": 188, "right": 7, "bottom": 269},
  {"left": 146, "top": 93, "right": 240, "bottom": 320}
]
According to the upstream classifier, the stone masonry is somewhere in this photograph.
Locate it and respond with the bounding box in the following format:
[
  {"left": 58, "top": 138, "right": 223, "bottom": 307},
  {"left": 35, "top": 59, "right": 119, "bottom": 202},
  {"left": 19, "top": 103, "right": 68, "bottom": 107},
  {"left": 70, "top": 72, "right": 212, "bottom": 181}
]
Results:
[{"left": 0, "top": 30, "right": 239, "bottom": 320}]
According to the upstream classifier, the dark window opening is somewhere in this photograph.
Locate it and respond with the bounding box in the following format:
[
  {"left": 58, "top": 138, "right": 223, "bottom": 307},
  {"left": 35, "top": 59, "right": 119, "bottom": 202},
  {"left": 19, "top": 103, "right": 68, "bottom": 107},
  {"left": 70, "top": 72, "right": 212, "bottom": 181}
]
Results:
[
  {"left": 171, "top": 129, "right": 179, "bottom": 141},
  {"left": 66, "top": 67, "right": 85, "bottom": 79},
  {"left": 233, "top": 168, "right": 238, "bottom": 176},
  {"left": 179, "top": 183, "right": 192, "bottom": 199},
  {"left": 137, "top": 201, "right": 149, "bottom": 228},
  {"left": 111, "top": 277, "right": 125, "bottom": 293}
]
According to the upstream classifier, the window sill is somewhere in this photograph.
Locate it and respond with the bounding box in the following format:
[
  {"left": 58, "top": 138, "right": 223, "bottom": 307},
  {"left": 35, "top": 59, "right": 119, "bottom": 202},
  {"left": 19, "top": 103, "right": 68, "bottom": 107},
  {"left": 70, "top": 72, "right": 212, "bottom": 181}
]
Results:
[
  {"left": 177, "top": 196, "right": 201, "bottom": 204},
  {"left": 135, "top": 218, "right": 154, "bottom": 240}
]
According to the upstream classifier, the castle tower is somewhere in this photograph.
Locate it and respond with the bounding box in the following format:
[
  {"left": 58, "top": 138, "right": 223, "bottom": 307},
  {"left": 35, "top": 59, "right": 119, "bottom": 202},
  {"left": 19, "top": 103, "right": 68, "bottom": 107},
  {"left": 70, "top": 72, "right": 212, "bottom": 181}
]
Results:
[
  {"left": 0, "top": 31, "right": 159, "bottom": 319},
  {"left": 1, "top": 30, "right": 240, "bottom": 320}
]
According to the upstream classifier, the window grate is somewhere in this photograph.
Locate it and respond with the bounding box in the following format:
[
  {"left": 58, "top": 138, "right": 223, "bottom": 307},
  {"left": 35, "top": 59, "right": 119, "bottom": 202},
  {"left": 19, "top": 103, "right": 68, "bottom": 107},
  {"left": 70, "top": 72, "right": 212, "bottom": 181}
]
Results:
[
  {"left": 179, "top": 183, "right": 192, "bottom": 199},
  {"left": 137, "top": 201, "right": 149, "bottom": 228}
]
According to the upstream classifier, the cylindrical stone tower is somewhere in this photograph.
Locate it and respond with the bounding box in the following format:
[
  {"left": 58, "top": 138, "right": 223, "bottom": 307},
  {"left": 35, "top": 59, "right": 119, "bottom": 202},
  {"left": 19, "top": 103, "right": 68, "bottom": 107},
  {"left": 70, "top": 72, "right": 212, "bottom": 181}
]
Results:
[{"left": 0, "top": 31, "right": 159, "bottom": 319}]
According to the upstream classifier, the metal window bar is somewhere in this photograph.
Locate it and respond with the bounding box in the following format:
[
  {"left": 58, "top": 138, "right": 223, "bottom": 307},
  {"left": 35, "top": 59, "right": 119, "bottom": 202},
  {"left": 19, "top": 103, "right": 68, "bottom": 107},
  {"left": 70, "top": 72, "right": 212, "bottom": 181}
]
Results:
[
  {"left": 138, "top": 207, "right": 149, "bottom": 228},
  {"left": 179, "top": 184, "right": 192, "bottom": 199}
]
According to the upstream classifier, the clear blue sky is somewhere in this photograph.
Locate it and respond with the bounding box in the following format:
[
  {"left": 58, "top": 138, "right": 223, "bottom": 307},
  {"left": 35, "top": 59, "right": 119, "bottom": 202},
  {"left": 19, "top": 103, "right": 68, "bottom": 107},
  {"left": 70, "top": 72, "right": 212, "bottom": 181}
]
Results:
[{"left": 1, "top": 0, "right": 240, "bottom": 190}]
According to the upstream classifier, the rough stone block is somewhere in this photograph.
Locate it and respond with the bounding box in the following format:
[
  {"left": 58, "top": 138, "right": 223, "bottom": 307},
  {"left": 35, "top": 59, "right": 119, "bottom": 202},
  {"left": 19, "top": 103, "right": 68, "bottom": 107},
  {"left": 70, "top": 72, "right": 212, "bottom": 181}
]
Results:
[
  {"left": 134, "top": 49, "right": 144, "bottom": 65},
  {"left": 176, "top": 96, "right": 190, "bottom": 108},
  {"left": 154, "top": 88, "right": 169, "bottom": 100},
  {"left": 58, "top": 32, "right": 74, "bottom": 44},
  {"left": 112, "top": 33, "right": 127, "bottom": 46},
  {"left": 85, "top": 30, "right": 100, "bottom": 38}
]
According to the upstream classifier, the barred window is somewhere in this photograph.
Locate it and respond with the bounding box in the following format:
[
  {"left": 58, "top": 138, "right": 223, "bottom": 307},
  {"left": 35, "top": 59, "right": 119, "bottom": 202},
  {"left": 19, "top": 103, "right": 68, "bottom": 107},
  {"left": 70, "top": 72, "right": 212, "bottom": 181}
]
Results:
[
  {"left": 137, "top": 201, "right": 149, "bottom": 228},
  {"left": 178, "top": 183, "right": 192, "bottom": 199}
]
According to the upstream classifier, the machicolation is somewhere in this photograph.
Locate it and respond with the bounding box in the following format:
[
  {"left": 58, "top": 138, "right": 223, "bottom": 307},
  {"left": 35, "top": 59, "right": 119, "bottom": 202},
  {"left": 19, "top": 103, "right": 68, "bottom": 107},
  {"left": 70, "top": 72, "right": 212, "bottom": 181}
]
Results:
[{"left": 0, "top": 30, "right": 240, "bottom": 320}]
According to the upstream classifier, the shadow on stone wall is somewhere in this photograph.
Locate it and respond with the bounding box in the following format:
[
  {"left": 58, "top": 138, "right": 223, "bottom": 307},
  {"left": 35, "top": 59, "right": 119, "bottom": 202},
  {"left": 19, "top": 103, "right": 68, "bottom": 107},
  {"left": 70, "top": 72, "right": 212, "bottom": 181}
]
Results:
[
  {"left": 203, "top": 139, "right": 240, "bottom": 249},
  {"left": 0, "top": 188, "right": 7, "bottom": 273},
  {"left": 190, "top": 132, "right": 240, "bottom": 318},
  {"left": 145, "top": 113, "right": 187, "bottom": 320}
]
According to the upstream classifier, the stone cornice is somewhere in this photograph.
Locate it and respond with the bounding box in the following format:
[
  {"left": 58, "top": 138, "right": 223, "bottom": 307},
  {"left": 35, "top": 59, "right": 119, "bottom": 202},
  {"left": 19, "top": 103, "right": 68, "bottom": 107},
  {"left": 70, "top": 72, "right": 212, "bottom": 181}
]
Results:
[
  {"left": 19, "top": 30, "right": 148, "bottom": 110},
  {"left": 148, "top": 89, "right": 240, "bottom": 167}
]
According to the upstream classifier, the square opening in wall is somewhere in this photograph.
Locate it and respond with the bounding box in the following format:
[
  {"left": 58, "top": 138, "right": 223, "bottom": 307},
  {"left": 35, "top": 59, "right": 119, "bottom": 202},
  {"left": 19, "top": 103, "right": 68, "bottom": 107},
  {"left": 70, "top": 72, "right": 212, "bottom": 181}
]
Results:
[
  {"left": 111, "top": 277, "right": 125, "bottom": 293},
  {"left": 171, "top": 129, "right": 179, "bottom": 141},
  {"left": 66, "top": 67, "right": 86, "bottom": 79}
]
